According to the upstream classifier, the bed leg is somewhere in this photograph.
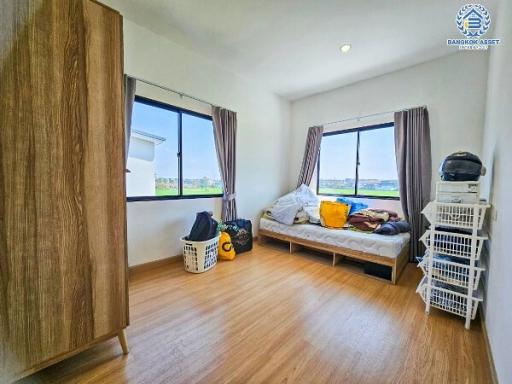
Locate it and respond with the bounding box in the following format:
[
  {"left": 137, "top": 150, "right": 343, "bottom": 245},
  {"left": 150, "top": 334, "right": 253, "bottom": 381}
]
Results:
[
  {"left": 393, "top": 245, "right": 410, "bottom": 284},
  {"left": 333, "top": 253, "right": 343, "bottom": 266},
  {"left": 391, "top": 264, "right": 397, "bottom": 284},
  {"left": 289, "top": 242, "right": 302, "bottom": 253}
]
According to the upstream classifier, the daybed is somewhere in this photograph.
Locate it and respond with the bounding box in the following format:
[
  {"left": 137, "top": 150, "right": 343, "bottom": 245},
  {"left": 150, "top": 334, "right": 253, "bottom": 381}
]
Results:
[{"left": 258, "top": 216, "right": 410, "bottom": 284}]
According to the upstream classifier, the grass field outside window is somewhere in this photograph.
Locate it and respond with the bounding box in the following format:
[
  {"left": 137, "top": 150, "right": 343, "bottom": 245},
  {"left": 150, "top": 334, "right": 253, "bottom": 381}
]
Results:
[
  {"left": 155, "top": 186, "right": 222, "bottom": 196},
  {"left": 317, "top": 187, "right": 399, "bottom": 198}
]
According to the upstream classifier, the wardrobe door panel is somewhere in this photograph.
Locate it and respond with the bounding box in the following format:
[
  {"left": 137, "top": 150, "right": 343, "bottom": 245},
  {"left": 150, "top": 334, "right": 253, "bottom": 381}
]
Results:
[
  {"left": 0, "top": 0, "right": 126, "bottom": 379},
  {"left": 83, "top": 0, "right": 128, "bottom": 340}
]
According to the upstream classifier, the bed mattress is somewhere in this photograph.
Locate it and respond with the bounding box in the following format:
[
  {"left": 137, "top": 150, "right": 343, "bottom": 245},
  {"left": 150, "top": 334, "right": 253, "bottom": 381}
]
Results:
[{"left": 259, "top": 217, "right": 409, "bottom": 259}]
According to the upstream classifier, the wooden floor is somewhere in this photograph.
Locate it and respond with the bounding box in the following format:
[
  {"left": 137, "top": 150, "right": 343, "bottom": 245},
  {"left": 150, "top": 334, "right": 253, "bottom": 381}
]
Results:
[{"left": 20, "top": 242, "right": 492, "bottom": 384}]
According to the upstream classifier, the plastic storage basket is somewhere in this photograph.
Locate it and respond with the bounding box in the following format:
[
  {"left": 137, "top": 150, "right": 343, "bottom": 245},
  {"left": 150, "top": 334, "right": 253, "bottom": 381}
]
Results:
[
  {"left": 181, "top": 235, "right": 220, "bottom": 273},
  {"left": 417, "top": 276, "right": 482, "bottom": 320},
  {"left": 435, "top": 181, "right": 480, "bottom": 204},
  {"left": 436, "top": 181, "right": 480, "bottom": 194},
  {"left": 422, "top": 201, "right": 489, "bottom": 230},
  {"left": 418, "top": 252, "right": 485, "bottom": 290},
  {"left": 436, "top": 191, "right": 479, "bottom": 204},
  {"left": 420, "top": 229, "right": 487, "bottom": 261}
]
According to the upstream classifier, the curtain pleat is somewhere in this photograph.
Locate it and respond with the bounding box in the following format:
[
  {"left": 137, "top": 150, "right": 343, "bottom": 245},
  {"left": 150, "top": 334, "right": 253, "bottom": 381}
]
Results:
[
  {"left": 212, "top": 107, "right": 237, "bottom": 221},
  {"left": 124, "top": 76, "right": 136, "bottom": 167},
  {"left": 297, "top": 125, "right": 324, "bottom": 187},
  {"left": 394, "top": 107, "right": 432, "bottom": 261}
]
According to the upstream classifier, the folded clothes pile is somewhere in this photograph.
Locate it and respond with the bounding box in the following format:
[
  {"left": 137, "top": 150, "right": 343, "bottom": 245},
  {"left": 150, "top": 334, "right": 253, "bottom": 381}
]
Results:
[
  {"left": 375, "top": 220, "right": 411, "bottom": 235},
  {"left": 347, "top": 209, "right": 410, "bottom": 235}
]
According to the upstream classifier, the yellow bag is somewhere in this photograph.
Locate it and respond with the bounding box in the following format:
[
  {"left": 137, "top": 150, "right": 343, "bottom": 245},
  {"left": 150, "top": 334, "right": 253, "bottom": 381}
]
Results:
[
  {"left": 218, "top": 231, "right": 236, "bottom": 260},
  {"left": 319, "top": 201, "right": 350, "bottom": 229}
]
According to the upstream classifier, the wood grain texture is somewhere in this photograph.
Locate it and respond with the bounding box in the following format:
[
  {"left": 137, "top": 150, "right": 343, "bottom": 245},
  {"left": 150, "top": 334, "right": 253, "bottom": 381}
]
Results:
[
  {"left": 0, "top": 0, "right": 126, "bottom": 381},
  {"left": 259, "top": 228, "right": 398, "bottom": 266},
  {"left": 259, "top": 228, "right": 410, "bottom": 284},
  {"left": 128, "top": 256, "right": 181, "bottom": 278},
  {"left": 19, "top": 242, "right": 493, "bottom": 383}
]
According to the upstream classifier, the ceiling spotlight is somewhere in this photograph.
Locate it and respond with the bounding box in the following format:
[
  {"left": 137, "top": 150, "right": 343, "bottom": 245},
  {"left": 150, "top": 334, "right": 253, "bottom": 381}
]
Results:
[{"left": 340, "top": 44, "right": 351, "bottom": 53}]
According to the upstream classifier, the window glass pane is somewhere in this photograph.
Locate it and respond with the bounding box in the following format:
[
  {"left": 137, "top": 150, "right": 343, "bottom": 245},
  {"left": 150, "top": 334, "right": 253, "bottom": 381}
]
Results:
[
  {"left": 182, "top": 113, "right": 223, "bottom": 196},
  {"left": 358, "top": 127, "right": 399, "bottom": 197},
  {"left": 126, "top": 101, "right": 179, "bottom": 197},
  {"left": 318, "top": 132, "right": 357, "bottom": 195}
]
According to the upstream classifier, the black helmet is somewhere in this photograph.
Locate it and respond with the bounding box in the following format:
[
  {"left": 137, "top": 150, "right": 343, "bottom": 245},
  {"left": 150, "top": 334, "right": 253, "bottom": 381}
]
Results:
[{"left": 439, "top": 151, "right": 485, "bottom": 181}]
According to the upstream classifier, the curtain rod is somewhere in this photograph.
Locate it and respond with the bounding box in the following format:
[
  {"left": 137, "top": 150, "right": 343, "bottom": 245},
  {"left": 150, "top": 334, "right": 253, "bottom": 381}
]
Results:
[
  {"left": 127, "top": 74, "right": 220, "bottom": 108},
  {"left": 322, "top": 105, "right": 427, "bottom": 126}
]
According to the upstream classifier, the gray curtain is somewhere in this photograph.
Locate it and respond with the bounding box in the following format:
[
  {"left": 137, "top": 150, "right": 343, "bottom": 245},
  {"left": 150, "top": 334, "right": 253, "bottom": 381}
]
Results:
[
  {"left": 394, "top": 107, "right": 432, "bottom": 261},
  {"left": 212, "top": 107, "right": 237, "bottom": 221},
  {"left": 297, "top": 125, "right": 324, "bottom": 187},
  {"left": 124, "top": 76, "right": 136, "bottom": 167}
]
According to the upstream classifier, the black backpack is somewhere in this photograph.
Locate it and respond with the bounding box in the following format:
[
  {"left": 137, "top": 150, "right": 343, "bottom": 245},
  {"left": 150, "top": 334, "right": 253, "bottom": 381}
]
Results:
[
  {"left": 439, "top": 151, "right": 484, "bottom": 181},
  {"left": 223, "top": 219, "right": 253, "bottom": 254},
  {"left": 187, "top": 211, "right": 218, "bottom": 241}
]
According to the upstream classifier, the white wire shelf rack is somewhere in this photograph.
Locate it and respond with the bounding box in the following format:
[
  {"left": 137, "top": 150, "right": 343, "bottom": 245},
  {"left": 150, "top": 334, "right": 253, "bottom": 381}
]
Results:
[
  {"left": 416, "top": 276, "right": 483, "bottom": 320},
  {"left": 420, "top": 229, "right": 487, "bottom": 261},
  {"left": 418, "top": 252, "right": 485, "bottom": 290},
  {"left": 422, "top": 201, "right": 489, "bottom": 230}
]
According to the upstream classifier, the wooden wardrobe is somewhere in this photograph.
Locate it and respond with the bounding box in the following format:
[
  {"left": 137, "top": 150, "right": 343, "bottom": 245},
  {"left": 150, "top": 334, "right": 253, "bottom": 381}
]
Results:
[{"left": 0, "top": 0, "right": 128, "bottom": 381}]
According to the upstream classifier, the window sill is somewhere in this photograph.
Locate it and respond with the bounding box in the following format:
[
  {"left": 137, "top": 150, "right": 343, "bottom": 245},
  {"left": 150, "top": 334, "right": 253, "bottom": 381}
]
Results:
[{"left": 127, "top": 194, "right": 223, "bottom": 202}]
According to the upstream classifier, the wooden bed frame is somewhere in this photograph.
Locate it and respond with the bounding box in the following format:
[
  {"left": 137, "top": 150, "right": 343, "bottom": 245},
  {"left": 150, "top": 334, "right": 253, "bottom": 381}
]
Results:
[{"left": 258, "top": 228, "right": 410, "bottom": 284}]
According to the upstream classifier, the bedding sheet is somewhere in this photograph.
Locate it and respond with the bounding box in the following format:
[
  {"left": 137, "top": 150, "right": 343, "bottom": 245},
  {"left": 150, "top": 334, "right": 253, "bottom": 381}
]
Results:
[{"left": 266, "top": 184, "right": 319, "bottom": 225}]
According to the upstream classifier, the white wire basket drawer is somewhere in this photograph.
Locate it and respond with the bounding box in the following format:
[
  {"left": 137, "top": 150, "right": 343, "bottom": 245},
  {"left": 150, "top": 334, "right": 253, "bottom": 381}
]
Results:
[
  {"left": 422, "top": 201, "right": 489, "bottom": 230},
  {"left": 420, "top": 229, "right": 487, "bottom": 260},
  {"left": 418, "top": 253, "right": 485, "bottom": 290},
  {"left": 416, "top": 277, "right": 482, "bottom": 320}
]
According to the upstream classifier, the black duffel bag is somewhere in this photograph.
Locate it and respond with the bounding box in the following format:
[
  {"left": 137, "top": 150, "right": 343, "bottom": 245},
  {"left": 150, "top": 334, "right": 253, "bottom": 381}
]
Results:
[
  {"left": 223, "top": 219, "right": 253, "bottom": 254},
  {"left": 188, "top": 211, "right": 218, "bottom": 241}
]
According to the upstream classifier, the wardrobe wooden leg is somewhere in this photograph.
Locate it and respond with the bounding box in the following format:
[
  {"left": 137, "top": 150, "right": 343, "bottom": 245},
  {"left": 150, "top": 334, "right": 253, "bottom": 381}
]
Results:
[{"left": 118, "top": 329, "right": 129, "bottom": 354}]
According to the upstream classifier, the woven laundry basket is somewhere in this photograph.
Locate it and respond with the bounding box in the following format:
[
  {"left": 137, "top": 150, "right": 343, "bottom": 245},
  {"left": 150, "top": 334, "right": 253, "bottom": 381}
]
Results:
[{"left": 180, "top": 235, "right": 220, "bottom": 273}]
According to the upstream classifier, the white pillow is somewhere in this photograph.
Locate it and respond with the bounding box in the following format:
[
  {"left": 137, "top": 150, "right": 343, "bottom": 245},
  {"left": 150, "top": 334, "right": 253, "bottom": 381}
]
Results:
[{"left": 304, "top": 206, "right": 321, "bottom": 224}]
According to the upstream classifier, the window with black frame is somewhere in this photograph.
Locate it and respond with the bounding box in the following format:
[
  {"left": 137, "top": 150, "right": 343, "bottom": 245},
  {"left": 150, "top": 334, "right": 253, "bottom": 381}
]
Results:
[
  {"left": 317, "top": 122, "right": 399, "bottom": 199},
  {"left": 126, "top": 96, "right": 222, "bottom": 201}
]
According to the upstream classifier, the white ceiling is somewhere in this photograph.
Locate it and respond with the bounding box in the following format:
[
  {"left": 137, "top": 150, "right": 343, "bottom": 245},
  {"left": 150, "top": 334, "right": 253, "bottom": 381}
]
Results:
[{"left": 103, "top": 0, "right": 497, "bottom": 100}]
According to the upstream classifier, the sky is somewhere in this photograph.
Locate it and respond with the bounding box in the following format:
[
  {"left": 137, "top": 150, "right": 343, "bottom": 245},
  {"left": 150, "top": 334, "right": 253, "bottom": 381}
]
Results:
[
  {"left": 319, "top": 126, "right": 398, "bottom": 180},
  {"left": 131, "top": 101, "right": 397, "bottom": 182},
  {"left": 130, "top": 101, "right": 221, "bottom": 180}
]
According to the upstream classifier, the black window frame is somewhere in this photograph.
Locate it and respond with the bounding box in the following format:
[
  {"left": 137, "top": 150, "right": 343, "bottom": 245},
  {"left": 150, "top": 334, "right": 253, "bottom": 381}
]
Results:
[
  {"left": 127, "top": 95, "right": 223, "bottom": 202},
  {"left": 316, "top": 122, "right": 399, "bottom": 200}
]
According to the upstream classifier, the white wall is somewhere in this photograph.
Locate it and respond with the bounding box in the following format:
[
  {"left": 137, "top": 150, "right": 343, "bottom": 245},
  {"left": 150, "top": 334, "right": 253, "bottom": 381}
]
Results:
[
  {"left": 122, "top": 19, "right": 291, "bottom": 266},
  {"left": 290, "top": 52, "right": 490, "bottom": 210},
  {"left": 480, "top": 0, "right": 512, "bottom": 382},
  {"left": 126, "top": 137, "right": 157, "bottom": 197}
]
